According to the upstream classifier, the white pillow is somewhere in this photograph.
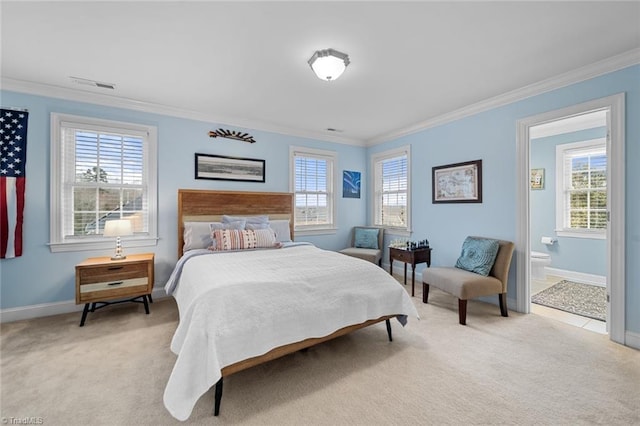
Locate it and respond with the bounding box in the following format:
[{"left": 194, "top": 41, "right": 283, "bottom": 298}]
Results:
[
  {"left": 269, "top": 219, "right": 292, "bottom": 242},
  {"left": 246, "top": 222, "right": 270, "bottom": 230},
  {"left": 183, "top": 222, "right": 215, "bottom": 252},
  {"left": 222, "top": 215, "right": 269, "bottom": 225}
]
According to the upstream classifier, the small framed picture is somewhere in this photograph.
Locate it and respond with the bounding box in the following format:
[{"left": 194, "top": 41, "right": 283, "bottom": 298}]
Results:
[
  {"left": 530, "top": 168, "right": 544, "bottom": 190},
  {"left": 343, "top": 170, "right": 361, "bottom": 198}
]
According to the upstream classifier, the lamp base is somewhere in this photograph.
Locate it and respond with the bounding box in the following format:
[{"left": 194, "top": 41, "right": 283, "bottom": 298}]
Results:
[{"left": 111, "top": 255, "right": 127, "bottom": 261}]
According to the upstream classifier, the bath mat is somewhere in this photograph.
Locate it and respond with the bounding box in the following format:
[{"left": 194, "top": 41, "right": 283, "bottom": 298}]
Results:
[{"left": 531, "top": 280, "right": 606, "bottom": 321}]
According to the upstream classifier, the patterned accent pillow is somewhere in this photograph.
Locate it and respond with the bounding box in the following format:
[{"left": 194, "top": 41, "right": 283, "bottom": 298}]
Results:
[
  {"left": 209, "top": 220, "right": 246, "bottom": 249},
  {"left": 183, "top": 220, "right": 246, "bottom": 252},
  {"left": 210, "top": 228, "right": 278, "bottom": 251},
  {"left": 354, "top": 228, "right": 379, "bottom": 249},
  {"left": 455, "top": 237, "right": 500, "bottom": 276}
]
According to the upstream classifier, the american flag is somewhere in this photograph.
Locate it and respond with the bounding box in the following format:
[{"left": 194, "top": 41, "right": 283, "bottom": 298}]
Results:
[{"left": 0, "top": 109, "right": 29, "bottom": 259}]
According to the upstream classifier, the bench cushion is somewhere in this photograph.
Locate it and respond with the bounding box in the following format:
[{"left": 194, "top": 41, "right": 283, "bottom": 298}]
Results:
[
  {"left": 339, "top": 247, "right": 382, "bottom": 264},
  {"left": 423, "top": 267, "right": 502, "bottom": 300}
]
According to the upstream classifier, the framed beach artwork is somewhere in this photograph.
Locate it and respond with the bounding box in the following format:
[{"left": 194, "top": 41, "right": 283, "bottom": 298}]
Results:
[
  {"left": 343, "top": 170, "right": 361, "bottom": 198},
  {"left": 432, "top": 159, "right": 482, "bottom": 204},
  {"left": 530, "top": 168, "right": 545, "bottom": 190},
  {"left": 195, "top": 153, "right": 265, "bottom": 182}
]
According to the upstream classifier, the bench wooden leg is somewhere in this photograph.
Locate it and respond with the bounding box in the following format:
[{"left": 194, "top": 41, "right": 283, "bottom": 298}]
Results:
[
  {"left": 458, "top": 299, "right": 467, "bottom": 325},
  {"left": 499, "top": 293, "right": 508, "bottom": 317},
  {"left": 422, "top": 283, "right": 430, "bottom": 303}
]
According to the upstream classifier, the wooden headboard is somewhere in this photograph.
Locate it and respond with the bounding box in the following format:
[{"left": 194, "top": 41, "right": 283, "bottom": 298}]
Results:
[{"left": 177, "top": 189, "right": 295, "bottom": 257}]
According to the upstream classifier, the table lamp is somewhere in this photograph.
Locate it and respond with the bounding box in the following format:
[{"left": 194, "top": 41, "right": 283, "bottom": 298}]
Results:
[{"left": 103, "top": 219, "right": 133, "bottom": 260}]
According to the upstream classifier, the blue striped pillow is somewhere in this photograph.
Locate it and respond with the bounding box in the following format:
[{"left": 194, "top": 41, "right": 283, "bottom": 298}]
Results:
[{"left": 455, "top": 237, "right": 499, "bottom": 276}]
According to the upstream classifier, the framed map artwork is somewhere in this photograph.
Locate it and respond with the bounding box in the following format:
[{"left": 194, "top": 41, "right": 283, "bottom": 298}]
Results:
[{"left": 432, "top": 160, "right": 482, "bottom": 204}]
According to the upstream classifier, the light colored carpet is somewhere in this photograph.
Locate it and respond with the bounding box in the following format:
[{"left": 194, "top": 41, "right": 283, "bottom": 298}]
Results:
[{"left": 1, "top": 284, "right": 639, "bottom": 425}]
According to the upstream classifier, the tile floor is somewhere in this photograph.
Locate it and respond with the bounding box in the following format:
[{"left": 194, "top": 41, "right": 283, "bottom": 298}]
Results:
[{"left": 530, "top": 274, "right": 607, "bottom": 335}]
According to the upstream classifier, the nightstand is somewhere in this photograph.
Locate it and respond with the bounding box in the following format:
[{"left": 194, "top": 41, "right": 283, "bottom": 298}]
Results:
[
  {"left": 389, "top": 247, "right": 431, "bottom": 297},
  {"left": 75, "top": 253, "right": 155, "bottom": 326}
]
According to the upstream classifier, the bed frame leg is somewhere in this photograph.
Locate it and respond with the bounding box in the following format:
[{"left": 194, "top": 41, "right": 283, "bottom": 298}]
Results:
[
  {"left": 213, "top": 378, "right": 223, "bottom": 416},
  {"left": 385, "top": 319, "right": 393, "bottom": 342}
]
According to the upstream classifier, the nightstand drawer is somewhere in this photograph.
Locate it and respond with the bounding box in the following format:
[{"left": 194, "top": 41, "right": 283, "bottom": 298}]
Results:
[
  {"left": 391, "top": 250, "right": 412, "bottom": 263},
  {"left": 80, "top": 277, "right": 148, "bottom": 293},
  {"left": 78, "top": 262, "right": 148, "bottom": 284},
  {"left": 78, "top": 279, "right": 149, "bottom": 303}
]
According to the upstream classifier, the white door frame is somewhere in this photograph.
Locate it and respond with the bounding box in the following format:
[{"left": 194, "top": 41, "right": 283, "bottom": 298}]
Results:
[{"left": 515, "top": 93, "right": 625, "bottom": 344}]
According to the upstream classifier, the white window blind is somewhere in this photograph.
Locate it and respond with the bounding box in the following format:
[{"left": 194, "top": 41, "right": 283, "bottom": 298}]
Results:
[
  {"left": 556, "top": 139, "right": 606, "bottom": 238},
  {"left": 50, "top": 113, "right": 158, "bottom": 252},
  {"left": 290, "top": 147, "right": 336, "bottom": 232},
  {"left": 372, "top": 146, "right": 410, "bottom": 231}
]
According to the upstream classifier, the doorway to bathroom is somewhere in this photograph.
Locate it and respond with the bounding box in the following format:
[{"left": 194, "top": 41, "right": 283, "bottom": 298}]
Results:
[
  {"left": 515, "top": 93, "right": 626, "bottom": 345},
  {"left": 528, "top": 111, "right": 608, "bottom": 334}
]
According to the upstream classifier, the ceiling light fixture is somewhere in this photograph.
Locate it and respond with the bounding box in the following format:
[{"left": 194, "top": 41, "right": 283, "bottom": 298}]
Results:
[{"left": 308, "top": 48, "right": 350, "bottom": 81}]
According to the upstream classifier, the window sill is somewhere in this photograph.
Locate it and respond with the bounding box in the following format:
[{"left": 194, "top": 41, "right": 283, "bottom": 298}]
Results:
[
  {"left": 49, "top": 237, "right": 158, "bottom": 253},
  {"left": 294, "top": 228, "right": 338, "bottom": 237},
  {"left": 555, "top": 230, "right": 605, "bottom": 240},
  {"left": 380, "top": 227, "right": 412, "bottom": 238}
]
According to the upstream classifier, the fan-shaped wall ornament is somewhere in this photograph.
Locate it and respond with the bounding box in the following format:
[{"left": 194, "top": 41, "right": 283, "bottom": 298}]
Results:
[{"left": 208, "top": 128, "right": 256, "bottom": 144}]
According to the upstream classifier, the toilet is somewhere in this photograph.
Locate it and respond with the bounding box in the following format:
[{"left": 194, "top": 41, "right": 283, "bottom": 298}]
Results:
[{"left": 531, "top": 251, "right": 551, "bottom": 280}]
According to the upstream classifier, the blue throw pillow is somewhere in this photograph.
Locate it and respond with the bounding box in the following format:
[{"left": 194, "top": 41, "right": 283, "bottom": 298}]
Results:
[
  {"left": 354, "top": 228, "right": 379, "bottom": 249},
  {"left": 455, "top": 237, "right": 500, "bottom": 276}
]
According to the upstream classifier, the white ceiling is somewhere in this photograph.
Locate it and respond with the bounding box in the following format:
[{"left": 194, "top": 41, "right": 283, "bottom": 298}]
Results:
[{"left": 1, "top": 1, "right": 639, "bottom": 146}]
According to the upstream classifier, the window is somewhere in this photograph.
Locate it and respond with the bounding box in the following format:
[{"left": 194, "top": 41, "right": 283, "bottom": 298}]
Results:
[
  {"left": 555, "top": 138, "right": 606, "bottom": 239},
  {"left": 50, "top": 113, "right": 158, "bottom": 252},
  {"left": 289, "top": 146, "right": 336, "bottom": 234},
  {"left": 372, "top": 145, "right": 411, "bottom": 234}
]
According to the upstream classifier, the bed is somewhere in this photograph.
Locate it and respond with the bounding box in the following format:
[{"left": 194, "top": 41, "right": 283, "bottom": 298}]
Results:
[{"left": 163, "top": 189, "right": 419, "bottom": 420}]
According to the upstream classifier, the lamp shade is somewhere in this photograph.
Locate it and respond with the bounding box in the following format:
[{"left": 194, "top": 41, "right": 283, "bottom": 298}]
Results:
[
  {"left": 308, "top": 48, "right": 350, "bottom": 81},
  {"left": 103, "top": 219, "right": 133, "bottom": 237}
]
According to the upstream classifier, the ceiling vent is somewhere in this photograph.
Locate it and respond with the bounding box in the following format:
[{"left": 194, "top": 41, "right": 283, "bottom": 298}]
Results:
[{"left": 70, "top": 76, "right": 116, "bottom": 90}]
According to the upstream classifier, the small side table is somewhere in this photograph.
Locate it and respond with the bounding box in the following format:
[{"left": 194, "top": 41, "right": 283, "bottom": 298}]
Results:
[{"left": 389, "top": 247, "right": 432, "bottom": 297}]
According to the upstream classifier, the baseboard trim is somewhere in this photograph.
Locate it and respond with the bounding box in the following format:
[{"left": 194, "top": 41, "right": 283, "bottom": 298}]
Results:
[
  {"left": 545, "top": 268, "right": 606, "bottom": 287},
  {"left": 624, "top": 331, "right": 640, "bottom": 350},
  {"left": 0, "top": 287, "right": 169, "bottom": 323}
]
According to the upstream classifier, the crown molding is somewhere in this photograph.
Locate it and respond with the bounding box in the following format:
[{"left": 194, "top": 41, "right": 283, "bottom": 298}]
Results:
[
  {"left": 0, "top": 78, "right": 365, "bottom": 147},
  {"left": 367, "top": 48, "right": 640, "bottom": 146},
  {"left": 3, "top": 48, "right": 637, "bottom": 149}
]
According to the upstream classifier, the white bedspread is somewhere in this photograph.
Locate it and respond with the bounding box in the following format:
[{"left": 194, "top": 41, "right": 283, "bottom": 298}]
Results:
[{"left": 163, "top": 244, "right": 419, "bottom": 421}]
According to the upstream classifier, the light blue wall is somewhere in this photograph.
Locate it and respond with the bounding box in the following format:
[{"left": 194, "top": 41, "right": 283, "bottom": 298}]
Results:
[
  {"left": 531, "top": 127, "right": 607, "bottom": 276},
  {"left": 368, "top": 64, "right": 639, "bottom": 334},
  {"left": 2, "top": 64, "right": 639, "bottom": 335},
  {"left": 0, "top": 91, "right": 367, "bottom": 309}
]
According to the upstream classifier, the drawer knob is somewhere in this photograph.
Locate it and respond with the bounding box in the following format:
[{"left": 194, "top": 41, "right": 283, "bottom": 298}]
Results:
[
  {"left": 108, "top": 281, "right": 123, "bottom": 286},
  {"left": 108, "top": 266, "right": 124, "bottom": 271}
]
